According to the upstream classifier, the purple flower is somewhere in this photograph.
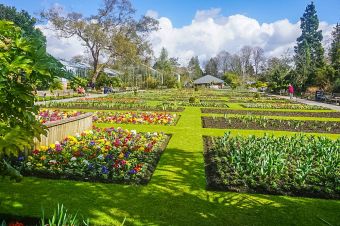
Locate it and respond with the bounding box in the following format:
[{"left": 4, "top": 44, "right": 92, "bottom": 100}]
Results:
[
  {"left": 55, "top": 144, "right": 62, "bottom": 152},
  {"left": 89, "top": 141, "right": 96, "bottom": 146},
  {"left": 88, "top": 164, "right": 94, "bottom": 170},
  {"left": 101, "top": 166, "right": 109, "bottom": 174},
  {"left": 18, "top": 156, "right": 24, "bottom": 161},
  {"left": 129, "top": 169, "right": 137, "bottom": 174},
  {"left": 124, "top": 152, "right": 130, "bottom": 158}
]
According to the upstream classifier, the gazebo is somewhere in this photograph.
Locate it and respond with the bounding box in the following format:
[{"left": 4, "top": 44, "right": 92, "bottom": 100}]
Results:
[{"left": 193, "top": 75, "right": 224, "bottom": 88}]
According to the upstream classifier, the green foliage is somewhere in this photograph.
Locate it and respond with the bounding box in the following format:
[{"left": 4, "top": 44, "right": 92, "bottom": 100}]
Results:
[
  {"left": 96, "top": 73, "right": 121, "bottom": 89},
  {"left": 41, "top": 203, "right": 89, "bottom": 226},
  {"left": 188, "top": 56, "right": 203, "bottom": 79},
  {"left": 294, "top": 2, "right": 325, "bottom": 90},
  {"left": 329, "top": 23, "right": 340, "bottom": 82},
  {"left": 0, "top": 4, "right": 45, "bottom": 44},
  {"left": 333, "top": 78, "right": 340, "bottom": 93},
  {"left": 222, "top": 72, "right": 241, "bottom": 89},
  {"left": 145, "top": 76, "right": 159, "bottom": 89},
  {"left": 0, "top": 21, "right": 65, "bottom": 180},
  {"left": 208, "top": 133, "right": 340, "bottom": 197}
]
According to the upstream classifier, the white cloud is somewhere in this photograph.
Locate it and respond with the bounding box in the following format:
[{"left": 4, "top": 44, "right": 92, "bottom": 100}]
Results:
[
  {"left": 36, "top": 8, "right": 335, "bottom": 66},
  {"left": 149, "top": 8, "right": 334, "bottom": 65},
  {"left": 36, "top": 21, "right": 87, "bottom": 60},
  {"left": 146, "top": 10, "right": 159, "bottom": 19}
]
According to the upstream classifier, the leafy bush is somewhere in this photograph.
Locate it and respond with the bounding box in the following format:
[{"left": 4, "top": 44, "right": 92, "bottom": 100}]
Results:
[
  {"left": 0, "top": 21, "right": 68, "bottom": 180},
  {"left": 205, "top": 133, "right": 340, "bottom": 198}
]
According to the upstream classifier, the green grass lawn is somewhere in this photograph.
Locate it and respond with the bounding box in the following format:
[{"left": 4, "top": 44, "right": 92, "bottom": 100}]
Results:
[{"left": 1, "top": 104, "right": 340, "bottom": 226}]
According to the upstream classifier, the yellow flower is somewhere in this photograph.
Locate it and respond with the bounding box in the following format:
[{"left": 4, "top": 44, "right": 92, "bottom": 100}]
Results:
[
  {"left": 39, "top": 146, "right": 48, "bottom": 152},
  {"left": 138, "top": 147, "right": 145, "bottom": 151},
  {"left": 40, "top": 155, "right": 46, "bottom": 161},
  {"left": 36, "top": 163, "right": 43, "bottom": 167},
  {"left": 118, "top": 153, "right": 124, "bottom": 159},
  {"left": 68, "top": 136, "right": 77, "bottom": 142},
  {"left": 49, "top": 144, "right": 56, "bottom": 149}
]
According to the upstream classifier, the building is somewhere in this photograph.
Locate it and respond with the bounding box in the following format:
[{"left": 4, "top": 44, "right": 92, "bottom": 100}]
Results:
[{"left": 193, "top": 75, "right": 224, "bottom": 88}]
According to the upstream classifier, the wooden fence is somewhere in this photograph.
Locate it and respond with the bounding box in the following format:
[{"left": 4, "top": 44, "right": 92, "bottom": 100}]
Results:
[{"left": 34, "top": 112, "right": 93, "bottom": 149}]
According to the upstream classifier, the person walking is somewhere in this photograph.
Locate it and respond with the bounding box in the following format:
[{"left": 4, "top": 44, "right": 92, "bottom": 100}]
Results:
[{"left": 288, "top": 83, "right": 294, "bottom": 99}]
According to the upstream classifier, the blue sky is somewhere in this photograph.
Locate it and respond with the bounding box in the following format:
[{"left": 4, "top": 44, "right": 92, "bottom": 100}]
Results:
[{"left": 1, "top": 0, "right": 339, "bottom": 27}]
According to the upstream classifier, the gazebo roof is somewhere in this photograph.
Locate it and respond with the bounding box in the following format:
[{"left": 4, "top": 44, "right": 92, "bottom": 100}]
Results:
[{"left": 193, "top": 75, "right": 224, "bottom": 84}]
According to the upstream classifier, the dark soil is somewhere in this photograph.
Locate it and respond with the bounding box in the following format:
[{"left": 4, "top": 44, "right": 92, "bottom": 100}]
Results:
[
  {"left": 203, "top": 136, "right": 339, "bottom": 199},
  {"left": 201, "top": 108, "right": 340, "bottom": 118},
  {"left": 201, "top": 116, "right": 340, "bottom": 134}
]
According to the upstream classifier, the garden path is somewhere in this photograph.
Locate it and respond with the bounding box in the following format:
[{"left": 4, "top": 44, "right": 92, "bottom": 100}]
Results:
[{"left": 272, "top": 94, "right": 340, "bottom": 111}]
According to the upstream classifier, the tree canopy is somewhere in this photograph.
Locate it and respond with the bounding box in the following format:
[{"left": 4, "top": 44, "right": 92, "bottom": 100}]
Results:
[{"left": 42, "top": 0, "right": 158, "bottom": 83}]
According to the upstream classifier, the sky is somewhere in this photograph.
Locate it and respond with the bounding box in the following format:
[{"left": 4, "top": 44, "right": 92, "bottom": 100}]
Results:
[{"left": 1, "top": 0, "right": 339, "bottom": 65}]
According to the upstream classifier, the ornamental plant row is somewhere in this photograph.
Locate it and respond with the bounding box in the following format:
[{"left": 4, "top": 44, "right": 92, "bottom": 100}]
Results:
[{"left": 204, "top": 133, "right": 340, "bottom": 199}]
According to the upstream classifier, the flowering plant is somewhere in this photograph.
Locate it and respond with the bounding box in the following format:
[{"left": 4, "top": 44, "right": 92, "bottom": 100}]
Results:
[
  {"left": 93, "top": 112, "right": 177, "bottom": 125},
  {"left": 20, "top": 127, "right": 168, "bottom": 184},
  {"left": 38, "top": 109, "right": 84, "bottom": 124}
]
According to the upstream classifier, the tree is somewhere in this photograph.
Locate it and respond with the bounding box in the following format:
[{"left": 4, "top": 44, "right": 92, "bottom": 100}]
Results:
[
  {"left": 216, "top": 51, "right": 232, "bottom": 74},
  {"left": 204, "top": 57, "right": 218, "bottom": 76},
  {"left": 0, "top": 4, "right": 45, "bottom": 43},
  {"left": 153, "top": 47, "right": 177, "bottom": 88},
  {"left": 42, "top": 0, "right": 158, "bottom": 83},
  {"left": 294, "top": 2, "right": 325, "bottom": 89},
  {"left": 252, "top": 47, "right": 265, "bottom": 76},
  {"left": 188, "top": 56, "right": 203, "bottom": 79},
  {"left": 264, "top": 55, "right": 292, "bottom": 92},
  {"left": 0, "top": 3, "right": 69, "bottom": 90},
  {"left": 229, "top": 54, "right": 242, "bottom": 76},
  {"left": 222, "top": 72, "right": 241, "bottom": 89},
  {"left": 329, "top": 23, "right": 340, "bottom": 75},
  {"left": 240, "top": 46, "right": 254, "bottom": 77},
  {"left": 0, "top": 21, "right": 69, "bottom": 181}
]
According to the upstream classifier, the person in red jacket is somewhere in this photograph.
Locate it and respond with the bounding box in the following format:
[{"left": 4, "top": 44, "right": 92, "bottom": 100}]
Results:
[{"left": 288, "top": 83, "right": 294, "bottom": 99}]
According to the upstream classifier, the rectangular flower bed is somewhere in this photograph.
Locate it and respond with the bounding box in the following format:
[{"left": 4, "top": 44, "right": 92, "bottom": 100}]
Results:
[
  {"left": 204, "top": 133, "right": 340, "bottom": 199},
  {"left": 241, "top": 103, "right": 328, "bottom": 110},
  {"left": 93, "top": 111, "right": 180, "bottom": 125},
  {"left": 21, "top": 127, "right": 170, "bottom": 184},
  {"left": 201, "top": 108, "right": 340, "bottom": 118},
  {"left": 201, "top": 116, "right": 340, "bottom": 134},
  {"left": 44, "top": 101, "right": 184, "bottom": 112}
]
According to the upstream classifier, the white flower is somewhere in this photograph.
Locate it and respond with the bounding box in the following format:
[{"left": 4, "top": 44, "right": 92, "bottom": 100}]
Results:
[
  {"left": 70, "top": 157, "right": 77, "bottom": 161},
  {"left": 75, "top": 133, "right": 80, "bottom": 138},
  {"left": 153, "top": 132, "right": 158, "bottom": 136},
  {"left": 55, "top": 141, "right": 60, "bottom": 145},
  {"left": 131, "top": 130, "right": 137, "bottom": 135},
  {"left": 49, "top": 160, "right": 57, "bottom": 164},
  {"left": 26, "top": 162, "right": 32, "bottom": 166},
  {"left": 82, "top": 160, "right": 89, "bottom": 165},
  {"left": 97, "top": 154, "right": 104, "bottom": 160}
]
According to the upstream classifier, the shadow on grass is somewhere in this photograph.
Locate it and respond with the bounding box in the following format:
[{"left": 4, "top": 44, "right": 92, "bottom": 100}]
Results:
[{"left": 1, "top": 148, "right": 340, "bottom": 225}]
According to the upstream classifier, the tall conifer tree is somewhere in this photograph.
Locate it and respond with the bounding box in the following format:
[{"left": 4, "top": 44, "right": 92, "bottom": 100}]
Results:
[{"left": 294, "top": 2, "right": 325, "bottom": 89}]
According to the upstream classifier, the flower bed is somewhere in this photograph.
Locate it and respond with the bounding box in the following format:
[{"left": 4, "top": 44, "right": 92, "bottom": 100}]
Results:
[
  {"left": 38, "top": 109, "right": 84, "bottom": 124},
  {"left": 93, "top": 112, "right": 178, "bottom": 125},
  {"left": 44, "top": 101, "right": 184, "bottom": 112},
  {"left": 202, "top": 116, "right": 340, "bottom": 133},
  {"left": 201, "top": 108, "right": 340, "bottom": 118},
  {"left": 21, "top": 127, "right": 170, "bottom": 184},
  {"left": 241, "top": 103, "right": 328, "bottom": 110},
  {"left": 204, "top": 133, "right": 340, "bottom": 199},
  {"left": 77, "top": 97, "right": 144, "bottom": 104}
]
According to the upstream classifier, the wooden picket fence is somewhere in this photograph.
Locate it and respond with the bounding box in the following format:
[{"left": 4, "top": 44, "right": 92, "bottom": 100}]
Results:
[{"left": 33, "top": 112, "right": 93, "bottom": 149}]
